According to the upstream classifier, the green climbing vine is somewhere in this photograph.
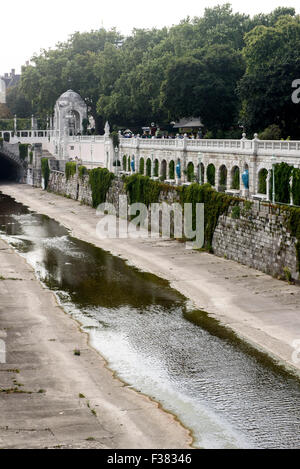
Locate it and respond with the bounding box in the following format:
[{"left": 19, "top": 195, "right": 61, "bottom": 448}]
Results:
[
  {"left": 89, "top": 167, "right": 114, "bottom": 208},
  {"left": 19, "top": 143, "right": 29, "bottom": 160},
  {"left": 169, "top": 161, "right": 175, "bottom": 179},
  {"left": 180, "top": 183, "right": 236, "bottom": 251},
  {"left": 286, "top": 206, "right": 300, "bottom": 273},
  {"left": 292, "top": 168, "right": 300, "bottom": 206},
  {"left": 187, "top": 163, "right": 195, "bottom": 182},
  {"left": 146, "top": 159, "right": 151, "bottom": 177},
  {"left": 125, "top": 174, "right": 162, "bottom": 207},
  {"left": 139, "top": 158, "right": 144, "bottom": 175},
  {"left": 78, "top": 165, "right": 88, "bottom": 180},
  {"left": 154, "top": 160, "right": 159, "bottom": 177},
  {"left": 231, "top": 168, "right": 240, "bottom": 190},
  {"left": 122, "top": 154, "right": 127, "bottom": 171},
  {"left": 65, "top": 162, "right": 77, "bottom": 180},
  {"left": 269, "top": 162, "right": 292, "bottom": 204},
  {"left": 207, "top": 164, "right": 215, "bottom": 186},
  {"left": 258, "top": 169, "right": 268, "bottom": 194},
  {"left": 41, "top": 158, "right": 50, "bottom": 189}
]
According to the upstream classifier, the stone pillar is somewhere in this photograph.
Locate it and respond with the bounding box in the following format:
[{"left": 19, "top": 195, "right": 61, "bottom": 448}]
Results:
[
  {"left": 216, "top": 167, "right": 220, "bottom": 191},
  {"left": 226, "top": 167, "right": 230, "bottom": 191},
  {"left": 203, "top": 165, "right": 207, "bottom": 184}
]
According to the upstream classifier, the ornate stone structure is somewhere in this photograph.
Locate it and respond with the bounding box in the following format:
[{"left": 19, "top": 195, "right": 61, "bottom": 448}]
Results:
[{"left": 52, "top": 90, "right": 88, "bottom": 158}]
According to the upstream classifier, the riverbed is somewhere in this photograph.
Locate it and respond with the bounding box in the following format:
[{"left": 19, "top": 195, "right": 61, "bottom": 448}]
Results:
[{"left": 0, "top": 191, "right": 299, "bottom": 449}]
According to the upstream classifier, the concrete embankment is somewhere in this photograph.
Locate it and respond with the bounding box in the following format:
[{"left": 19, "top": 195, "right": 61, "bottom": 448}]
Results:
[
  {"left": 1, "top": 183, "right": 300, "bottom": 378},
  {"left": 0, "top": 236, "right": 192, "bottom": 449}
]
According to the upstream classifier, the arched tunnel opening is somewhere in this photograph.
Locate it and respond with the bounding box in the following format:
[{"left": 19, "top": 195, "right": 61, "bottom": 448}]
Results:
[{"left": 0, "top": 154, "right": 23, "bottom": 182}]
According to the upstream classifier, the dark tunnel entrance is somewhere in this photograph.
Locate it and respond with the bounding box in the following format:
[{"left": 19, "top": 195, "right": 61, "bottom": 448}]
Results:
[{"left": 0, "top": 154, "right": 23, "bottom": 181}]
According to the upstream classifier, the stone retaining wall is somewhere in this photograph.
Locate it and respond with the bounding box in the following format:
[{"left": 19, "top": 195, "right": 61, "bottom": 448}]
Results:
[{"left": 47, "top": 171, "right": 299, "bottom": 281}]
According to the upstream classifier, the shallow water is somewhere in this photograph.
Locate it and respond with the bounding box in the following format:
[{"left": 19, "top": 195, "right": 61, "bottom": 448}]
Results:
[{"left": 0, "top": 192, "right": 299, "bottom": 449}]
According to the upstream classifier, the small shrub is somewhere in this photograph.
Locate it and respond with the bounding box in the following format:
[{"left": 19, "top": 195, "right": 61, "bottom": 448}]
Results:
[{"left": 283, "top": 266, "right": 292, "bottom": 283}]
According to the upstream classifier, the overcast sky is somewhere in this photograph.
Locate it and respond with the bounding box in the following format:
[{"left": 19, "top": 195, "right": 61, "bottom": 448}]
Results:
[{"left": 1, "top": 0, "right": 298, "bottom": 74}]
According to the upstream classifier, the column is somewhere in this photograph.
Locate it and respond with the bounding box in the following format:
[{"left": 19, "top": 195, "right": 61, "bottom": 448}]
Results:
[{"left": 203, "top": 165, "right": 207, "bottom": 184}]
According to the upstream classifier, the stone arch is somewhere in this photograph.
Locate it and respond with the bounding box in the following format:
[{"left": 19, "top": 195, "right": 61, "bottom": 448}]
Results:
[
  {"left": 207, "top": 163, "right": 215, "bottom": 186},
  {"left": 146, "top": 158, "right": 152, "bottom": 177},
  {"left": 139, "top": 157, "right": 145, "bottom": 175},
  {"left": 231, "top": 165, "right": 240, "bottom": 190},
  {"left": 160, "top": 159, "right": 167, "bottom": 180},
  {"left": 169, "top": 160, "right": 175, "bottom": 179},
  {"left": 258, "top": 168, "right": 268, "bottom": 194},
  {"left": 187, "top": 161, "right": 195, "bottom": 182},
  {"left": 218, "top": 165, "right": 227, "bottom": 191}
]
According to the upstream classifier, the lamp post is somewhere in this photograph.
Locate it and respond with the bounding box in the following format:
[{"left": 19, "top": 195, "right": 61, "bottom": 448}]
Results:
[
  {"left": 198, "top": 152, "right": 203, "bottom": 185},
  {"left": 271, "top": 155, "right": 276, "bottom": 204}
]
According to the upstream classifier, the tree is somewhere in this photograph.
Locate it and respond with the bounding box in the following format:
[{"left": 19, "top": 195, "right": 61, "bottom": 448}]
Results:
[
  {"left": 238, "top": 15, "right": 300, "bottom": 138},
  {"left": 6, "top": 85, "right": 33, "bottom": 117},
  {"left": 161, "top": 44, "right": 245, "bottom": 132}
]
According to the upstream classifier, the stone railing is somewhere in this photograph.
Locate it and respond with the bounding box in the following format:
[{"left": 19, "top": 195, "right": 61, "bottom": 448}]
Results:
[{"left": 120, "top": 136, "right": 300, "bottom": 158}]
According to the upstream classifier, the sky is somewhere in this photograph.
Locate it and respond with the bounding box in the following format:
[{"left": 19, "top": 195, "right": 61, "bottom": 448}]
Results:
[{"left": 1, "top": 0, "right": 299, "bottom": 74}]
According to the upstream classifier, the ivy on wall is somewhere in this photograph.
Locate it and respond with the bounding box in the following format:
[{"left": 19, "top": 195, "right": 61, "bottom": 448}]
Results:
[
  {"left": 139, "top": 158, "right": 144, "bottom": 175},
  {"left": 125, "top": 174, "right": 162, "bottom": 207},
  {"left": 41, "top": 158, "right": 50, "bottom": 189},
  {"left": 125, "top": 175, "right": 236, "bottom": 252},
  {"left": 187, "top": 163, "right": 195, "bottom": 182},
  {"left": 207, "top": 164, "right": 215, "bottom": 186},
  {"left": 180, "top": 183, "right": 236, "bottom": 251},
  {"left": 19, "top": 143, "right": 29, "bottom": 160},
  {"left": 258, "top": 169, "right": 268, "bottom": 194},
  {"left": 78, "top": 165, "right": 88, "bottom": 180},
  {"left": 122, "top": 154, "right": 127, "bottom": 171},
  {"left": 89, "top": 167, "right": 114, "bottom": 208},
  {"left": 65, "top": 162, "right": 77, "bottom": 180},
  {"left": 146, "top": 159, "right": 151, "bottom": 177},
  {"left": 169, "top": 161, "right": 175, "bottom": 179},
  {"left": 231, "top": 167, "right": 240, "bottom": 190},
  {"left": 286, "top": 206, "right": 300, "bottom": 273},
  {"left": 292, "top": 168, "right": 300, "bottom": 206},
  {"left": 269, "top": 162, "right": 292, "bottom": 204}
]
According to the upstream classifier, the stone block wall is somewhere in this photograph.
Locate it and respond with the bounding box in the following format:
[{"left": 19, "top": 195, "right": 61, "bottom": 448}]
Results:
[
  {"left": 47, "top": 171, "right": 299, "bottom": 281},
  {"left": 212, "top": 201, "right": 298, "bottom": 280}
]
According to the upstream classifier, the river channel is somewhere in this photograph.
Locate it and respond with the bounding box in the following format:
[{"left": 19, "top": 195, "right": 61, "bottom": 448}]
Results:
[{"left": 0, "top": 192, "right": 299, "bottom": 449}]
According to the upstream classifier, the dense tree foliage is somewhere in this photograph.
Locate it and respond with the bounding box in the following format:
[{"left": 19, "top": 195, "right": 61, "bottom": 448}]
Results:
[
  {"left": 6, "top": 4, "right": 300, "bottom": 137},
  {"left": 238, "top": 13, "right": 300, "bottom": 138}
]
